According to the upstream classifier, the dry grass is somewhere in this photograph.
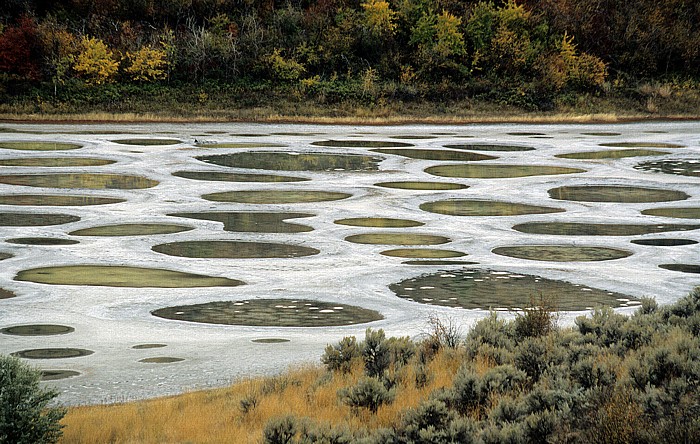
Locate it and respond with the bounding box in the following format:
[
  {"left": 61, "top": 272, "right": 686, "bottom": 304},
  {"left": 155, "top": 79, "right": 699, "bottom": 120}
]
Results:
[
  {"left": 59, "top": 350, "right": 465, "bottom": 444},
  {"left": 0, "top": 110, "right": 643, "bottom": 125}
]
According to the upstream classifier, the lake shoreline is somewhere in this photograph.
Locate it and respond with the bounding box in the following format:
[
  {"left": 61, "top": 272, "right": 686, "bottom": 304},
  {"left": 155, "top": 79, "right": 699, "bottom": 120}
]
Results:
[{"left": 2, "top": 112, "right": 700, "bottom": 126}]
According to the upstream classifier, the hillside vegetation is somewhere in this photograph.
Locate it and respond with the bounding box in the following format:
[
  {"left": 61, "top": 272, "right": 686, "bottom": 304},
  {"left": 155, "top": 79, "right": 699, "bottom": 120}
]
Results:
[
  {"left": 0, "top": 0, "right": 699, "bottom": 119},
  {"left": 60, "top": 290, "right": 700, "bottom": 443}
]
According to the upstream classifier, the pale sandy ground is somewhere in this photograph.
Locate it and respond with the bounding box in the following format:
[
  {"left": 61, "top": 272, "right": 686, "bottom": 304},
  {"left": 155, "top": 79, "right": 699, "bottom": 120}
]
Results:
[{"left": 0, "top": 121, "right": 698, "bottom": 405}]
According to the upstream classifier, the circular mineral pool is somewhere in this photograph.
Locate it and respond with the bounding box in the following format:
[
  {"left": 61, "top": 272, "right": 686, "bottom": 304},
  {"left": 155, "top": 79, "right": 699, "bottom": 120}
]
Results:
[
  {"left": 173, "top": 171, "right": 308, "bottom": 183},
  {"left": 203, "top": 190, "right": 352, "bottom": 204},
  {"left": 0, "top": 195, "right": 125, "bottom": 206},
  {"left": 345, "top": 233, "right": 450, "bottom": 245},
  {"left": 390, "top": 269, "right": 637, "bottom": 310},
  {"left": 252, "top": 338, "right": 290, "bottom": 343},
  {"left": 6, "top": 237, "right": 79, "bottom": 245},
  {"left": 631, "top": 238, "right": 698, "bottom": 246},
  {"left": 139, "top": 357, "right": 184, "bottom": 363},
  {"left": 599, "top": 142, "right": 685, "bottom": 148},
  {"left": 195, "top": 142, "right": 287, "bottom": 148},
  {"left": 152, "top": 299, "right": 383, "bottom": 327},
  {"left": 1, "top": 324, "right": 75, "bottom": 336},
  {"left": 0, "top": 157, "right": 115, "bottom": 167},
  {"left": 641, "top": 207, "right": 700, "bottom": 219},
  {"left": 132, "top": 344, "right": 167, "bottom": 349},
  {"left": 492, "top": 245, "right": 632, "bottom": 261},
  {"left": 272, "top": 132, "right": 323, "bottom": 136},
  {"left": 153, "top": 240, "right": 320, "bottom": 259},
  {"left": 196, "top": 152, "right": 382, "bottom": 171},
  {"left": 1, "top": 288, "right": 16, "bottom": 299},
  {"left": 192, "top": 211, "right": 313, "bottom": 232},
  {"left": 0, "top": 173, "right": 158, "bottom": 189},
  {"left": 555, "top": 149, "right": 669, "bottom": 160},
  {"left": 420, "top": 199, "right": 565, "bottom": 217},
  {"left": 634, "top": 159, "right": 700, "bottom": 177},
  {"left": 659, "top": 264, "right": 700, "bottom": 274},
  {"left": 548, "top": 186, "right": 689, "bottom": 203},
  {"left": 0, "top": 212, "right": 80, "bottom": 226},
  {"left": 311, "top": 140, "right": 413, "bottom": 148},
  {"left": 442, "top": 144, "right": 535, "bottom": 152},
  {"left": 0, "top": 141, "right": 82, "bottom": 151},
  {"left": 426, "top": 164, "right": 585, "bottom": 179},
  {"left": 512, "top": 221, "right": 700, "bottom": 236},
  {"left": 390, "top": 135, "right": 438, "bottom": 140},
  {"left": 170, "top": 212, "right": 314, "bottom": 233},
  {"left": 111, "top": 138, "right": 181, "bottom": 145},
  {"left": 375, "top": 181, "right": 467, "bottom": 191},
  {"left": 70, "top": 223, "right": 194, "bottom": 236},
  {"left": 371, "top": 148, "right": 496, "bottom": 162},
  {"left": 381, "top": 248, "right": 466, "bottom": 258},
  {"left": 11, "top": 348, "right": 94, "bottom": 359},
  {"left": 402, "top": 260, "right": 479, "bottom": 266},
  {"left": 335, "top": 217, "right": 424, "bottom": 228},
  {"left": 41, "top": 370, "right": 81, "bottom": 380},
  {"left": 15, "top": 265, "right": 244, "bottom": 288}
]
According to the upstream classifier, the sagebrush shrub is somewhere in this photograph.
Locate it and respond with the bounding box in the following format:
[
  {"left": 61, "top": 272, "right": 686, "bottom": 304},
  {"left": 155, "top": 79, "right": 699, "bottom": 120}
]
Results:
[
  {"left": 321, "top": 335, "right": 360, "bottom": 374},
  {"left": 263, "top": 416, "right": 297, "bottom": 444},
  {"left": 362, "top": 328, "right": 391, "bottom": 378},
  {"left": 0, "top": 355, "right": 65, "bottom": 444},
  {"left": 339, "top": 376, "right": 395, "bottom": 413}
]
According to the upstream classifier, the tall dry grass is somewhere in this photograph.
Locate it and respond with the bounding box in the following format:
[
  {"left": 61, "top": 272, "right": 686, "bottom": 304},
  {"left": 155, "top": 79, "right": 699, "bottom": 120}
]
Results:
[{"left": 59, "top": 350, "right": 465, "bottom": 444}]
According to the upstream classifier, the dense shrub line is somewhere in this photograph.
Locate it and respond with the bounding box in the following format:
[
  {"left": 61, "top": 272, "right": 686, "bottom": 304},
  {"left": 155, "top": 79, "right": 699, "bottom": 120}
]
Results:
[
  {"left": 264, "top": 289, "right": 700, "bottom": 443},
  {"left": 1, "top": 0, "right": 698, "bottom": 112}
]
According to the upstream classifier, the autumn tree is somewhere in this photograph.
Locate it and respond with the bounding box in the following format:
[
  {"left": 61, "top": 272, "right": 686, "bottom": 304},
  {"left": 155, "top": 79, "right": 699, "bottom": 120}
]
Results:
[
  {"left": 0, "top": 16, "right": 43, "bottom": 80},
  {"left": 124, "top": 44, "right": 169, "bottom": 82},
  {"left": 410, "top": 9, "right": 467, "bottom": 79},
  {"left": 73, "top": 36, "right": 119, "bottom": 84}
]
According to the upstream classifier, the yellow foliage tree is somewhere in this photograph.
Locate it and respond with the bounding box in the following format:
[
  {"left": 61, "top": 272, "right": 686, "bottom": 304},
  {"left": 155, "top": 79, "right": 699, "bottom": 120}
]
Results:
[
  {"left": 73, "top": 36, "right": 118, "bottom": 85},
  {"left": 124, "top": 45, "right": 169, "bottom": 82},
  {"left": 361, "top": 0, "right": 397, "bottom": 36},
  {"left": 560, "top": 32, "right": 607, "bottom": 88},
  {"left": 434, "top": 11, "right": 465, "bottom": 58}
]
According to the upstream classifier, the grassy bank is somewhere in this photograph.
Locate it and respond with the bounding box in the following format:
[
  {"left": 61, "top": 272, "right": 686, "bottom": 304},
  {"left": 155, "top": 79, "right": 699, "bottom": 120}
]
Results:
[
  {"left": 58, "top": 290, "right": 700, "bottom": 444},
  {"left": 1, "top": 80, "right": 699, "bottom": 125}
]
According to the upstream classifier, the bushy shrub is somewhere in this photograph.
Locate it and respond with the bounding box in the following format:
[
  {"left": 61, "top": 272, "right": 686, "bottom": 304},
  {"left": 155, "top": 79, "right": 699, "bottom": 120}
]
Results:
[
  {"left": 0, "top": 355, "right": 65, "bottom": 444},
  {"left": 466, "top": 312, "right": 516, "bottom": 351},
  {"left": 322, "top": 335, "right": 360, "bottom": 374},
  {"left": 513, "top": 295, "right": 558, "bottom": 340},
  {"left": 263, "top": 416, "right": 297, "bottom": 444},
  {"left": 387, "top": 336, "right": 416, "bottom": 368},
  {"left": 575, "top": 307, "right": 628, "bottom": 349},
  {"left": 298, "top": 421, "right": 354, "bottom": 444},
  {"left": 398, "top": 399, "right": 479, "bottom": 444},
  {"left": 339, "top": 376, "right": 395, "bottom": 413},
  {"left": 362, "top": 328, "right": 391, "bottom": 378}
]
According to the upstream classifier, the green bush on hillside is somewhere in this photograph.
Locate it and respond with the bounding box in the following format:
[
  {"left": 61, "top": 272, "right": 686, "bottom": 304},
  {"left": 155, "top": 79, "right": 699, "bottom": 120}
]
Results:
[
  {"left": 270, "top": 286, "right": 700, "bottom": 443},
  {"left": 0, "top": 355, "right": 65, "bottom": 444}
]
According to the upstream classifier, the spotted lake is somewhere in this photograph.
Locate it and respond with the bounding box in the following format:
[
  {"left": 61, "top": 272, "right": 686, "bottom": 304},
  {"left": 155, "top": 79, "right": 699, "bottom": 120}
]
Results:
[{"left": 0, "top": 121, "right": 698, "bottom": 404}]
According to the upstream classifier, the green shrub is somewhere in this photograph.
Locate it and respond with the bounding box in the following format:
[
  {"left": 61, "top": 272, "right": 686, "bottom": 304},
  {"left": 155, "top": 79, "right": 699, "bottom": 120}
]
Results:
[
  {"left": 387, "top": 336, "right": 416, "bottom": 368},
  {"left": 398, "top": 398, "right": 479, "bottom": 444},
  {"left": 575, "top": 307, "right": 628, "bottom": 349},
  {"left": 466, "top": 312, "right": 516, "bottom": 353},
  {"left": 263, "top": 416, "right": 298, "bottom": 444},
  {"left": 362, "top": 328, "right": 391, "bottom": 378},
  {"left": 0, "top": 355, "right": 65, "bottom": 444},
  {"left": 339, "top": 376, "right": 395, "bottom": 413},
  {"left": 322, "top": 336, "right": 360, "bottom": 374}
]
